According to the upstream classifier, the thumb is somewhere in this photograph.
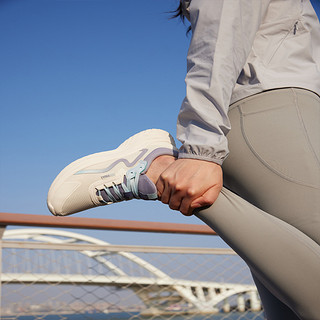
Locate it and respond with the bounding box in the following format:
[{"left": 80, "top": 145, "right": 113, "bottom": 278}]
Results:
[{"left": 190, "top": 187, "right": 220, "bottom": 209}]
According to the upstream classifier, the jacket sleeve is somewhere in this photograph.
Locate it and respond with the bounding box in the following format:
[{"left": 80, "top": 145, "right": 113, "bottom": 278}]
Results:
[{"left": 177, "top": 0, "right": 270, "bottom": 165}]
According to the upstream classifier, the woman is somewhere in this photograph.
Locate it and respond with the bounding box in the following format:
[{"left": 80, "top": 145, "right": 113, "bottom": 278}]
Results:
[
  {"left": 48, "top": 1, "right": 320, "bottom": 318},
  {"left": 158, "top": 1, "right": 320, "bottom": 319}
]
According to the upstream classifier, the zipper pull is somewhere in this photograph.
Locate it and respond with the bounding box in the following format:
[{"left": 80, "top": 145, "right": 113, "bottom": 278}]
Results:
[{"left": 293, "top": 21, "right": 298, "bottom": 35}]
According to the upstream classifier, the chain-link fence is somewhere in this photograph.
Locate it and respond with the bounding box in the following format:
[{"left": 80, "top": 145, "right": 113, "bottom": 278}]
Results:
[{"left": 1, "top": 228, "right": 264, "bottom": 320}]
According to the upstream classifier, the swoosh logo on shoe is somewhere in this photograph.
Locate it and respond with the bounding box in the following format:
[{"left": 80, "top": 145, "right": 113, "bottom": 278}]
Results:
[{"left": 74, "top": 148, "right": 148, "bottom": 175}]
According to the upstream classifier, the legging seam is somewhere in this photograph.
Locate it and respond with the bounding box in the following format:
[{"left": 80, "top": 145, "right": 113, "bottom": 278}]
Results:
[
  {"left": 291, "top": 88, "right": 320, "bottom": 167},
  {"left": 238, "top": 105, "right": 319, "bottom": 189}
]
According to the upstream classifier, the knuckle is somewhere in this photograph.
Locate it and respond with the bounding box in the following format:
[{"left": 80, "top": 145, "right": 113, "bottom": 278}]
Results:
[
  {"left": 159, "top": 172, "right": 169, "bottom": 180},
  {"left": 160, "top": 173, "right": 174, "bottom": 185},
  {"left": 174, "top": 183, "right": 184, "bottom": 192},
  {"left": 186, "top": 187, "right": 197, "bottom": 197}
]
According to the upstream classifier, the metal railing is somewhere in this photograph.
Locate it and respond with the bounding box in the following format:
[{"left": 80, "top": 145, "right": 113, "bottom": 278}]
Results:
[{"left": 0, "top": 212, "right": 264, "bottom": 320}]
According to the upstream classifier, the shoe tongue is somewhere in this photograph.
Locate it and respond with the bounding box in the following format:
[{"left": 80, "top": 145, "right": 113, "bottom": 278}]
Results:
[{"left": 138, "top": 174, "right": 157, "bottom": 197}]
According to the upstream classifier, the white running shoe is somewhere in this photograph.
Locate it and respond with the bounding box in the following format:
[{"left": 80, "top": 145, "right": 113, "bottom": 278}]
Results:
[{"left": 47, "top": 129, "right": 178, "bottom": 216}]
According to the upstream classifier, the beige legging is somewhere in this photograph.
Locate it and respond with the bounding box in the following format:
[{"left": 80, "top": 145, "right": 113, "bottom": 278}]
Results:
[{"left": 195, "top": 88, "right": 320, "bottom": 320}]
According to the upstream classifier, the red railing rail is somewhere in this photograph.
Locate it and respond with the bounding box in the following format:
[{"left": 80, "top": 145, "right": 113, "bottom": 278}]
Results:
[{"left": 0, "top": 212, "right": 216, "bottom": 235}]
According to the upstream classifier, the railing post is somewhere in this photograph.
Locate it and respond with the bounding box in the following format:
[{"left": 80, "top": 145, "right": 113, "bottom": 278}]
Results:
[{"left": 0, "top": 225, "right": 7, "bottom": 320}]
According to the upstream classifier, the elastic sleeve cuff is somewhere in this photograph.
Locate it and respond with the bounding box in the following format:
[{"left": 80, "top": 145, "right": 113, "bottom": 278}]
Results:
[{"left": 178, "top": 144, "right": 228, "bottom": 166}]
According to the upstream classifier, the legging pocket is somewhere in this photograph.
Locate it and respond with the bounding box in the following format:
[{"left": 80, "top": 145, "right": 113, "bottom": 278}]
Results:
[{"left": 239, "top": 95, "right": 319, "bottom": 189}]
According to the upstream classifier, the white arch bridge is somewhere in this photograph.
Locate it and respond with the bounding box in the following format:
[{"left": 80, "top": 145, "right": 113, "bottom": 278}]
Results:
[{"left": 1, "top": 228, "right": 261, "bottom": 314}]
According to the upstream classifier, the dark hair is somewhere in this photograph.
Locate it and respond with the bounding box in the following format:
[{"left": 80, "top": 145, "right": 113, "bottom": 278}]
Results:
[
  {"left": 170, "top": 2, "right": 192, "bottom": 34},
  {"left": 170, "top": 2, "right": 185, "bottom": 21}
]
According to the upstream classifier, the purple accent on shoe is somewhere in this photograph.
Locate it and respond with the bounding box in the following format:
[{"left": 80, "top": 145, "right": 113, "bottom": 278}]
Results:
[
  {"left": 75, "top": 149, "right": 148, "bottom": 175},
  {"left": 95, "top": 145, "right": 178, "bottom": 203},
  {"left": 124, "top": 191, "right": 134, "bottom": 200},
  {"left": 97, "top": 189, "right": 106, "bottom": 203},
  {"left": 97, "top": 173, "right": 157, "bottom": 203},
  {"left": 98, "top": 189, "right": 107, "bottom": 202},
  {"left": 139, "top": 193, "right": 151, "bottom": 200},
  {"left": 138, "top": 174, "right": 157, "bottom": 195},
  {"left": 142, "top": 147, "right": 178, "bottom": 173},
  {"left": 109, "top": 187, "right": 120, "bottom": 200}
]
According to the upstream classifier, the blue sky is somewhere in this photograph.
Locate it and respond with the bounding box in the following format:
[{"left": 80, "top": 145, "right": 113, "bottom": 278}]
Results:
[{"left": 1, "top": 0, "right": 319, "bottom": 247}]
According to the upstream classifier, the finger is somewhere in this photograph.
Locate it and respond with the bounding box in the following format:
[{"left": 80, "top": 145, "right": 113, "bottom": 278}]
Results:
[
  {"left": 181, "top": 202, "right": 195, "bottom": 216},
  {"left": 180, "top": 186, "right": 221, "bottom": 216},
  {"left": 155, "top": 176, "right": 165, "bottom": 200},
  {"left": 168, "top": 189, "right": 184, "bottom": 211},
  {"left": 156, "top": 173, "right": 172, "bottom": 204},
  {"left": 190, "top": 186, "right": 221, "bottom": 209},
  {"left": 178, "top": 186, "right": 199, "bottom": 216}
]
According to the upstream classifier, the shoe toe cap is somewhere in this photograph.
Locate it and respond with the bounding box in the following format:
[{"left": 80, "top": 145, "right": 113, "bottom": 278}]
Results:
[{"left": 47, "top": 181, "right": 83, "bottom": 216}]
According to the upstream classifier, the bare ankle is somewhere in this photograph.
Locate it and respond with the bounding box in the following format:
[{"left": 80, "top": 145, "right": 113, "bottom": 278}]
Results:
[{"left": 146, "top": 155, "right": 176, "bottom": 184}]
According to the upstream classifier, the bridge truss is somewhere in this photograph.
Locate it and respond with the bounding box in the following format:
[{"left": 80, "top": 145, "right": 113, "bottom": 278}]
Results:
[{"left": 1, "top": 228, "right": 261, "bottom": 315}]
